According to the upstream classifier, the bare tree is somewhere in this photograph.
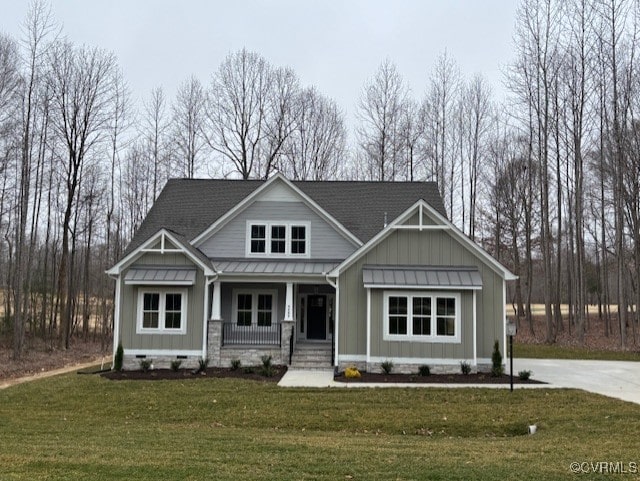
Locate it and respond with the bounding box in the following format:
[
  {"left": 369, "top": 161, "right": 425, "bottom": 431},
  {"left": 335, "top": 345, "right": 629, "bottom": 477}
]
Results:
[
  {"left": 356, "top": 59, "right": 408, "bottom": 181},
  {"left": 46, "top": 41, "right": 118, "bottom": 349},
  {"left": 280, "top": 86, "right": 347, "bottom": 180},
  {"left": 172, "top": 76, "right": 207, "bottom": 178}
]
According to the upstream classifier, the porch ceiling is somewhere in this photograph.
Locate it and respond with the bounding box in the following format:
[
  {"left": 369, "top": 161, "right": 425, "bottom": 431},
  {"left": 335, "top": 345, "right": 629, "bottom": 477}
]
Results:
[
  {"left": 212, "top": 259, "right": 341, "bottom": 275},
  {"left": 362, "top": 265, "right": 483, "bottom": 290}
]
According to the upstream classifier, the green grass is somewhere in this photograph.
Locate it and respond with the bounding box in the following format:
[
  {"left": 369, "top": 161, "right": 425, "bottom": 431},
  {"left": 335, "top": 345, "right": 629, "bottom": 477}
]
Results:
[
  {"left": 1, "top": 373, "right": 639, "bottom": 480},
  {"left": 514, "top": 342, "right": 640, "bottom": 361}
]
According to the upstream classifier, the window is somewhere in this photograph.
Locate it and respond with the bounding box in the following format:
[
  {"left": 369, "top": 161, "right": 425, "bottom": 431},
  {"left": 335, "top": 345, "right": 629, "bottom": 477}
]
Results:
[
  {"left": 137, "top": 289, "right": 187, "bottom": 334},
  {"left": 291, "top": 225, "right": 306, "bottom": 254},
  {"left": 247, "top": 222, "right": 310, "bottom": 257},
  {"left": 388, "top": 296, "right": 407, "bottom": 335},
  {"left": 233, "top": 290, "right": 277, "bottom": 327},
  {"left": 383, "top": 292, "right": 460, "bottom": 342},
  {"left": 271, "top": 225, "right": 286, "bottom": 253},
  {"left": 250, "top": 225, "right": 266, "bottom": 253}
]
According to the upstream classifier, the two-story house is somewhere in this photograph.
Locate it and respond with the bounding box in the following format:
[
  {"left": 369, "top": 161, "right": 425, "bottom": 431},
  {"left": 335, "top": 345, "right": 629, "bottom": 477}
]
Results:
[{"left": 107, "top": 174, "right": 516, "bottom": 373}]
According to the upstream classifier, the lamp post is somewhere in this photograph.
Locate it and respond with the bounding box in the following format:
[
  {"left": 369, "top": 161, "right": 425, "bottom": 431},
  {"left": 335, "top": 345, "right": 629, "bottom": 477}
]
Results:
[{"left": 506, "top": 320, "right": 517, "bottom": 392}]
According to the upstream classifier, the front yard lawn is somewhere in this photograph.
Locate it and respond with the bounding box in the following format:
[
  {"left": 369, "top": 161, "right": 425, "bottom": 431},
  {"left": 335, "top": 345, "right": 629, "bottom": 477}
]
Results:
[
  {"left": 1, "top": 373, "right": 638, "bottom": 480},
  {"left": 514, "top": 342, "right": 640, "bottom": 361}
]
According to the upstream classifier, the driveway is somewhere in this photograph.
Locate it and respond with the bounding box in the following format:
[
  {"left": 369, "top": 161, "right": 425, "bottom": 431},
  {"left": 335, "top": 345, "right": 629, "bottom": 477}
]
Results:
[{"left": 513, "top": 358, "right": 640, "bottom": 405}]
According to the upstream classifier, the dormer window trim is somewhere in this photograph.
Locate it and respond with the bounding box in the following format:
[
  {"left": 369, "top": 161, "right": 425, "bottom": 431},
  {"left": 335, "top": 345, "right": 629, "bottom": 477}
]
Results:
[{"left": 246, "top": 221, "right": 311, "bottom": 258}]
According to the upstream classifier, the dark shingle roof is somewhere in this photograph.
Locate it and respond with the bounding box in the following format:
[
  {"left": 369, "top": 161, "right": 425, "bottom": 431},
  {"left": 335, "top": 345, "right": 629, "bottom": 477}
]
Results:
[{"left": 123, "top": 178, "right": 446, "bottom": 256}]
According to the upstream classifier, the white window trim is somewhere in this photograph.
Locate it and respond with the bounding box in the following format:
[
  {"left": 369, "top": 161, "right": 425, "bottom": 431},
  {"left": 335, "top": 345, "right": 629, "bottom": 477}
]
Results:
[
  {"left": 136, "top": 288, "right": 188, "bottom": 335},
  {"left": 231, "top": 289, "right": 278, "bottom": 327},
  {"left": 245, "top": 221, "right": 311, "bottom": 258},
  {"left": 382, "top": 291, "right": 461, "bottom": 343}
]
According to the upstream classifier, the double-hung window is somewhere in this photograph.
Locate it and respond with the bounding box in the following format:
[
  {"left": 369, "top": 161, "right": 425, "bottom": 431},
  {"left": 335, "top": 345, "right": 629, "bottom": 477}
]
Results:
[
  {"left": 384, "top": 292, "right": 460, "bottom": 342},
  {"left": 233, "top": 290, "right": 277, "bottom": 327},
  {"left": 247, "top": 222, "right": 309, "bottom": 257},
  {"left": 137, "top": 289, "right": 187, "bottom": 334}
]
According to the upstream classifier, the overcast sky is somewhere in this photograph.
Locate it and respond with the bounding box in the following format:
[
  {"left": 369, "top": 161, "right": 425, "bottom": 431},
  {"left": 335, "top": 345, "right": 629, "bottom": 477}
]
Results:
[{"left": 1, "top": 0, "right": 519, "bottom": 119}]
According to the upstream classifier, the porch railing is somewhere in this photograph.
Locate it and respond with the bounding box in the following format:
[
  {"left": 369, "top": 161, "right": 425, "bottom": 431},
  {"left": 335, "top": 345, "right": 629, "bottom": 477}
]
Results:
[{"left": 222, "top": 323, "right": 281, "bottom": 346}]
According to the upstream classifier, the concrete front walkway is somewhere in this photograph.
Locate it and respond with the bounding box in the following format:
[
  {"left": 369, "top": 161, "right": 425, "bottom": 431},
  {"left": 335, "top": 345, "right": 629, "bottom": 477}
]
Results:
[{"left": 279, "top": 360, "right": 640, "bottom": 406}]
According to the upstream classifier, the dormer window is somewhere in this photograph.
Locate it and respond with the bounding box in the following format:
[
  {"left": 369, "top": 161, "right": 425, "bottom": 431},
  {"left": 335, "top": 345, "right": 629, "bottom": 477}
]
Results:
[{"left": 247, "top": 221, "right": 310, "bottom": 257}]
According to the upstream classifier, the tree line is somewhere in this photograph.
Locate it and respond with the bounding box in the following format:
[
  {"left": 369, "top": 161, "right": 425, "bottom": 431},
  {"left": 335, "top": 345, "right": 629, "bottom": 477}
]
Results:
[{"left": 1, "top": 0, "right": 639, "bottom": 359}]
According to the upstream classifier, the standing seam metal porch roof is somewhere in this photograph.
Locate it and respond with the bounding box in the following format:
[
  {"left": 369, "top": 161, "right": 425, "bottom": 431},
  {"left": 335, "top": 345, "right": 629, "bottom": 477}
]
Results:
[
  {"left": 124, "top": 266, "right": 197, "bottom": 285},
  {"left": 362, "top": 265, "right": 483, "bottom": 289},
  {"left": 212, "top": 259, "right": 341, "bottom": 275}
]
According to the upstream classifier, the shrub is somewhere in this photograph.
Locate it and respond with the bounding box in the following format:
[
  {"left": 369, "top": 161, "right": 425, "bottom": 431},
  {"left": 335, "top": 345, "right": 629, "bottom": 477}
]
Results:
[
  {"left": 230, "top": 359, "right": 241, "bottom": 370},
  {"left": 418, "top": 365, "right": 431, "bottom": 376},
  {"left": 460, "top": 361, "right": 472, "bottom": 375},
  {"left": 259, "top": 355, "right": 275, "bottom": 377},
  {"left": 198, "top": 357, "right": 209, "bottom": 373},
  {"left": 139, "top": 359, "right": 152, "bottom": 372},
  {"left": 113, "top": 342, "right": 124, "bottom": 372},
  {"left": 345, "top": 366, "right": 361, "bottom": 378},
  {"left": 380, "top": 360, "right": 394, "bottom": 374},
  {"left": 491, "top": 340, "right": 504, "bottom": 377},
  {"left": 170, "top": 360, "right": 182, "bottom": 372},
  {"left": 518, "top": 370, "right": 532, "bottom": 381}
]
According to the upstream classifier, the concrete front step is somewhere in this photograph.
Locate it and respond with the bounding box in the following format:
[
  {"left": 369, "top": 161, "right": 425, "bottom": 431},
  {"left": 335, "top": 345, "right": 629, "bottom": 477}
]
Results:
[{"left": 290, "top": 344, "right": 332, "bottom": 369}]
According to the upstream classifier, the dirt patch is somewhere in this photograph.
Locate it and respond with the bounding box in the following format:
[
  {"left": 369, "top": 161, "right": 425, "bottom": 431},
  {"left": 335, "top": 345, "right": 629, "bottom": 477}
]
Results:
[
  {"left": 102, "top": 365, "right": 288, "bottom": 383},
  {"left": 0, "top": 336, "right": 110, "bottom": 381},
  {"left": 334, "top": 372, "right": 545, "bottom": 384},
  {"left": 514, "top": 312, "right": 640, "bottom": 351}
]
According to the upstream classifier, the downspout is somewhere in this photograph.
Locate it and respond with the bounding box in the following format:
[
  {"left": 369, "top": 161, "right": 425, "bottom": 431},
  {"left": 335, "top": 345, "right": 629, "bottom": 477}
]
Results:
[{"left": 325, "top": 273, "right": 338, "bottom": 367}]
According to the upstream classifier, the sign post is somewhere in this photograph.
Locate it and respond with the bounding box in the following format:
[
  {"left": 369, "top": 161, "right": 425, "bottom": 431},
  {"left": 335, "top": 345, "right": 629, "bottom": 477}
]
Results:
[{"left": 506, "top": 321, "right": 517, "bottom": 392}]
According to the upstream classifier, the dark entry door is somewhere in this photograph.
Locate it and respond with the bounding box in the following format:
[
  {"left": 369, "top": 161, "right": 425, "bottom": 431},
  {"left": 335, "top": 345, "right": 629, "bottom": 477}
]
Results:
[{"left": 306, "top": 295, "right": 327, "bottom": 340}]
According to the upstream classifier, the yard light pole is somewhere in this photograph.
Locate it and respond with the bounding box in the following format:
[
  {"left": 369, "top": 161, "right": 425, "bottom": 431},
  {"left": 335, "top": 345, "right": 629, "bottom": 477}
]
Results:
[{"left": 506, "top": 321, "right": 517, "bottom": 392}]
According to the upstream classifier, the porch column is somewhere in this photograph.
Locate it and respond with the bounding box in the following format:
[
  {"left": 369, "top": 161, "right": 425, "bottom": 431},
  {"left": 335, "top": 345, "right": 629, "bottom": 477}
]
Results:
[
  {"left": 211, "top": 280, "right": 222, "bottom": 320},
  {"left": 284, "top": 282, "right": 294, "bottom": 321}
]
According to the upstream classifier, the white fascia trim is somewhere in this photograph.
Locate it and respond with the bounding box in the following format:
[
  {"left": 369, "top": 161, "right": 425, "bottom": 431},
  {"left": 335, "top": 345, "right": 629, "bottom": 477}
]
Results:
[
  {"left": 125, "top": 349, "right": 203, "bottom": 357},
  {"left": 218, "top": 274, "right": 330, "bottom": 284},
  {"left": 364, "top": 284, "right": 482, "bottom": 290},
  {"left": 191, "top": 173, "right": 362, "bottom": 249},
  {"left": 106, "top": 228, "right": 214, "bottom": 277}
]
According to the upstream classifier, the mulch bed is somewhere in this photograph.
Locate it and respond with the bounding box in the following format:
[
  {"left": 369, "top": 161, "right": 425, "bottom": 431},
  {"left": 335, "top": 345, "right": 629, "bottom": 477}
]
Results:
[
  {"left": 101, "top": 365, "right": 288, "bottom": 382},
  {"left": 334, "top": 372, "right": 545, "bottom": 384}
]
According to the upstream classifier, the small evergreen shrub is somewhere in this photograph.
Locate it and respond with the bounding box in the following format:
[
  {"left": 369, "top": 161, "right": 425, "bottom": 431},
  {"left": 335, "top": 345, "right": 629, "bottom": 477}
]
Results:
[
  {"left": 170, "top": 360, "right": 182, "bottom": 372},
  {"left": 113, "top": 342, "right": 124, "bottom": 372},
  {"left": 198, "top": 357, "right": 209, "bottom": 373},
  {"left": 230, "top": 359, "right": 241, "bottom": 370},
  {"left": 260, "top": 355, "right": 275, "bottom": 377},
  {"left": 460, "top": 361, "right": 472, "bottom": 375},
  {"left": 518, "top": 370, "right": 532, "bottom": 381},
  {"left": 380, "top": 360, "right": 394, "bottom": 374},
  {"left": 139, "top": 359, "right": 152, "bottom": 372},
  {"left": 491, "top": 340, "right": 504, "bottom": 377},
  {"left": 345, "top": 366, "right": 361, "bottom": 378},
  {"left": 418, "top": 365, "right": 431, "bottom": 376}
]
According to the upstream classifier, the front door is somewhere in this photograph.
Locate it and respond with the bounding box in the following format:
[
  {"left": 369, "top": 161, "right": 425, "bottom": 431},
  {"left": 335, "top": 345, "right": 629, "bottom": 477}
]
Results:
[{"left": 306, "top": 295, "right": 327, "bottom": 340}]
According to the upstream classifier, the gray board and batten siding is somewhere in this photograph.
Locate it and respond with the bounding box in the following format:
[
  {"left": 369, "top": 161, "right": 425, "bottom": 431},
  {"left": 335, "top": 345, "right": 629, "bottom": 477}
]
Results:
[
  {"left": 118, "top": 251, "right": 204, "bottom": 352},
  {"left": 338, "top": 210, "right": 505, "bottom": 362},
  {"left": 197, "top": 200, "right": 357, "bottom": 260}
]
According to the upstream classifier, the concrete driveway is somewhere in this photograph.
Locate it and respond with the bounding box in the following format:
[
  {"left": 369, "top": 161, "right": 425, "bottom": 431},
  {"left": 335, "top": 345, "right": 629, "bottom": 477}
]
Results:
[{"left": 513, "top": 358, "right": 640, "bottom": 405}]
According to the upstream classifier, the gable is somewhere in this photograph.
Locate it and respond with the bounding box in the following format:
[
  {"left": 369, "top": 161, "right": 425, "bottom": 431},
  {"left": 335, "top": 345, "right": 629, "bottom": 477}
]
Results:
[
  {"left": 331, "top": 200, "right": 516, "bottom": 281},
  {"left": 192, "top": 174, "right": 361, "bottom": 255},
  {"left": 197, "top": 200, "right": 358, "bottom": 259}
]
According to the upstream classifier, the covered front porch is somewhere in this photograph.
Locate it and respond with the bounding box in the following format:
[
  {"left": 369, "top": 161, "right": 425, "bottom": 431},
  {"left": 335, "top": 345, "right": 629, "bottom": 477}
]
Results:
[{"left": 205, "top": 260, "right": 338, "bottom": 368}]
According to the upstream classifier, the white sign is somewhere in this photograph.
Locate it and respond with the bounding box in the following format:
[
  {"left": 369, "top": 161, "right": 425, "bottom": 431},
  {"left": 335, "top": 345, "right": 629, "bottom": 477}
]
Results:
[{"left": 506, "top": 321, "right": 517, "bottom": 337}]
